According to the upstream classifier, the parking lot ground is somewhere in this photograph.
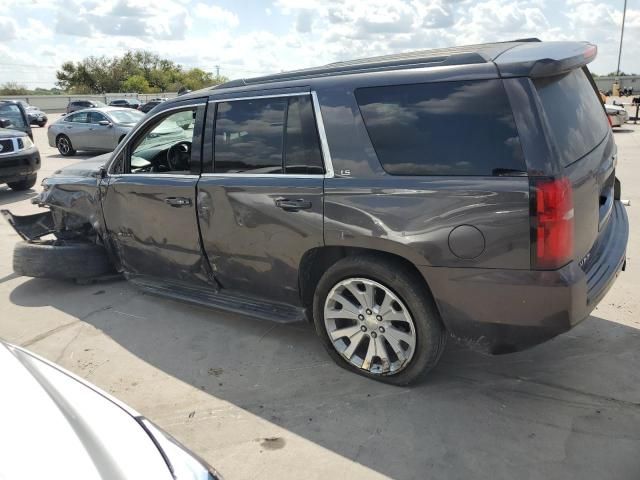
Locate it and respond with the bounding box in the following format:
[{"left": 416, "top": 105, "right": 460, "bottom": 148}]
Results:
[{"left": 1, "top": 116, "right": 639, "bottom": 480}]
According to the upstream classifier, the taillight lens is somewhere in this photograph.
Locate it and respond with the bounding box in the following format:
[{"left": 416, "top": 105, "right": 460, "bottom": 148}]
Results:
[{"left": 531, "top": 177, "right": 574, "bottom": 269}]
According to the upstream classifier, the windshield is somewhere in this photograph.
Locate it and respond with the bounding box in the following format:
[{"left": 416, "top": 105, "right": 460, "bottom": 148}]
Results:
[
  {"left": 534, "top": 68, "right": 609, "bottom": 166},
  {"left": 0, "top": 103, "right": 27, "bottom": 130},
  {"left": 109, "top": 110, "right": 144, "bottom": 124}
]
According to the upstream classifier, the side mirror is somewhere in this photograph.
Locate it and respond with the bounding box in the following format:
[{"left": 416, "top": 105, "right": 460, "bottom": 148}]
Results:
[
  {"left": 0, "top": 118, "right": 12, "bottom": 128},
  {"left": 98, "top": 120, "right": 112, "bottom": 127}
]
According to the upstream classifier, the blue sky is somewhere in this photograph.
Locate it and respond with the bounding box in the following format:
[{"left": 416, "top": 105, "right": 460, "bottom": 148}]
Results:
[{"left": 0, "top": 0, "right": 638, "bottom": 89}]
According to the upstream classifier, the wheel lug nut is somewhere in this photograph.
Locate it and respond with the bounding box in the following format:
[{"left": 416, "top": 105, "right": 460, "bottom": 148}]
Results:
[
  {"left": 366, "top": 309, "right": 372, "bottom": 315},
  {"left": 376, "top": 315, "right": 382, "bottom": 321},
  {"left": 379, "top": 326, "right": 385, "bottom": 333},
  {"left": 361, "top": 325, "right": 367, "bottom": 332},
  {"left": 371, "top": 331, "right": 377, "bottom": 338},
  {"left": 358, "top": 314, "right": 364, "bottom": 320}
]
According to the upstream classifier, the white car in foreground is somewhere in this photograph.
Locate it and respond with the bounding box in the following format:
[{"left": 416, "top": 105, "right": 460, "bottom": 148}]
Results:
[
  {"left": 0, "top": 341, "right": 222, "bottom": 480},
  {"left": 605, "top": 104, "right": 629, "bottom": 127}
]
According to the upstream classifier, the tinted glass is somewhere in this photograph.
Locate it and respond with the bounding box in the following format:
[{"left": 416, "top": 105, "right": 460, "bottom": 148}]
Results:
[
  {"left": 356, "top": 80, "right": 525, "bottom": 176},
  {"left": 214, "top": 98, "right": 286, "bottom": 174},
  {"left": 0, "top": 103, "right": 27, "bottom": 129},
  {"left": 67, "top": 112, "right": 89, "bottom": 123},
  {"left": 285, "top": 96, "right": 324, "bottom": 174},
  {"left": 534, "top": 69, "right": 609, "bottom": 166},
  {"left": 88, "top": 112, "right": 107, "bottom": 123}
]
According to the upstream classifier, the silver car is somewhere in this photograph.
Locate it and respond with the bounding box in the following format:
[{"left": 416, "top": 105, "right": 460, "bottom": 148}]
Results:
[
  {"left": 1, "top": 341, "right": 222, "bottom": 479},
  {"left": 48, "top": 107, "right": 144, "bottom": 156}
]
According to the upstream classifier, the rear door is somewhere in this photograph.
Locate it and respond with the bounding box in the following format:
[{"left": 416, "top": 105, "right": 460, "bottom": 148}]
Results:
[
  {"left": 532, "top": 67, "right": 615, "bottom": 264},
  {"left": 102, "top": 99, "right": 211, "bottom": 285},
  {"left": 197, "top": 91, "right": 325, "bottom": 305}
]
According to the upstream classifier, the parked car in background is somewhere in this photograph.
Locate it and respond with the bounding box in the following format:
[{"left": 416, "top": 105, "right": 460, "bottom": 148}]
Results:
[
  {"left": 66, "top": 100, "right": 107, "bottom": 114},
  {"left": 48, "top": 107, "right": 144, "bottom": 156},
  {"left": 0, "top": 120, "right": 40, "bottom": 191},
  {"left": 3, "top": 39, "right": 629, "bottom": 385},
  {"left": 605, "top": 103, "right": 629, "bottom": 127},
  {"left": 139, "top": 99, "right": 166, "bottom": 113},
  {"left": 109, "top": 98, "right": 142, "bottom": 109},
  {"left": 0, "top": 341, "right": 222, "bottom": 480},
  {"left": 16, "top": 101, "right": 48, "bottom": 127},
  {"left": 0, "top": 100, "right": 32, "bottom": 139}
]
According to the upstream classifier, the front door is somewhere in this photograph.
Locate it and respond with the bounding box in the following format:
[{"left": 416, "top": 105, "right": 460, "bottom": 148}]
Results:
[
  {"left": 87, "top": 111, "right": 116, "bottom": 151},
  {"left": 197, "top": 92, "right": 325, "bottom": 305},
  {"left": 101, "top": 99, "right": 212, "bottom": 285}
]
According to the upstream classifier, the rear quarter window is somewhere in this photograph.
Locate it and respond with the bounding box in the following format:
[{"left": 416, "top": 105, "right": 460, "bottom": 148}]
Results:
[
  {"left": 355, "top": 79, "right": 525, "bottom": 176},
  {"left": 533, "top": 68, "right": 609, "bottom": 166}
]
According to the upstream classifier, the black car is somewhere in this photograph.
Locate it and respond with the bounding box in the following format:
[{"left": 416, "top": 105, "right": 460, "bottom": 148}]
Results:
[
  {"left": 66, "top": 100, "right": 107, "bottom": 114},
  {"left": 2, "top": 39, "right": 629, "bottom": 385},
  {"left": 138, "top": 99, "right": 165, "bottom": 113},
  {"left": 17, "top": 101, "right": 48, "bottom": 127},
  {"left": 109, "top": 98, "right": 141, "bottom": 109},
  {"left": 0, "top": 122, "right": 40, "bottom": 191}
]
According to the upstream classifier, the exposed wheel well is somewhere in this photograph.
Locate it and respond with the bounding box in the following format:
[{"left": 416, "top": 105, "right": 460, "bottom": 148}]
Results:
[{"left": 298, "top": 246, "right": 438, "bottom": 322}]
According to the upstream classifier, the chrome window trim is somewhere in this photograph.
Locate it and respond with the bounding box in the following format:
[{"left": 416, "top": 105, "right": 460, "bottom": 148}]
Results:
[
  {"left": 106, "top": 102, "right": 206, "bottom": 174},
  {"left": 310, "top": 91, "right": 335, "bottom": 178},
  {"left": 207, "top": 90, "right": 335, "bottom": 178},
  {"left": 200, "top": 173, "right": 324, "bottom": 179}
]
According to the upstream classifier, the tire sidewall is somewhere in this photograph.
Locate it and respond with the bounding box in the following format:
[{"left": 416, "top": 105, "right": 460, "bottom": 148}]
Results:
[
  {"left": 312, "top": 256, "right": 445, "bottom": 385},
  {"left": 57, "top": 135, "right": 74, "bottom": 156}
]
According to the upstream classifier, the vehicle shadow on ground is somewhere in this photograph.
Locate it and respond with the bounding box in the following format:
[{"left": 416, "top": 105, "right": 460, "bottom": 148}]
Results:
[
  {"left": 613, "top": 128, "right": 636, "bottom": 133},
  {"left": 46, "top": 153, "right": 102, "bottom": 160},
  {"left": 9, "top": 277, "right": 640, "bottom": 480},
  {"left": 0, "top": 187, "right": 38, "bottom": 207}
]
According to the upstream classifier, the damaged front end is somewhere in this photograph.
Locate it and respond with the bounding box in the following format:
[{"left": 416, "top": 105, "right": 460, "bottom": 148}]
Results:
[{"left": 2, "top": 155, "right": 109, "bottom": 243}]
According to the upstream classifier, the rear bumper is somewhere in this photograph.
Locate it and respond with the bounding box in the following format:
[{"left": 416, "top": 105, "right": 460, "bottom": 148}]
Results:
[
  {"left": 420, "top": 201, "right": 629, "bottom": 354},
  {"left": 0, "top": 148, "right": 40, "bottom": 183}
]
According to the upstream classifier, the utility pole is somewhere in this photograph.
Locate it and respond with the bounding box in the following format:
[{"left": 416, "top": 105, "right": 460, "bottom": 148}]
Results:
[
  {"left": 616, "top": 0, "right": 627, "bottom": 76},
  {"left": 215, "top": 65, "right": 220, "bottom": 78}
]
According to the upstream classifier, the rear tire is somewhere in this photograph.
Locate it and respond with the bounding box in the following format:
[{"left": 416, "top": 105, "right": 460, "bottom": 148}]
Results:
[
  {"left": 56, "top": 134, "right": 76, "bottom": 156},
  {"left": 7, "top": 175, "right": 37, "bottom": 191},
  {"left": 13, "top": 240, "right": 114, "bottom": 280},
  {"left": 313, "top": 255, "right": 446, "bottom": 385}
]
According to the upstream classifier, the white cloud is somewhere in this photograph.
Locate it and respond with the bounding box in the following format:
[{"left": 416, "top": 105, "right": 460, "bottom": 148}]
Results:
[{"left": 193, "top": 3, "right": 239, "bottom": 28}]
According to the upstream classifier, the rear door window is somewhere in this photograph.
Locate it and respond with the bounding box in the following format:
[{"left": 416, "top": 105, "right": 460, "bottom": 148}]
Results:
[
  {"left": 284, "top": 96, "right": 324, "bottom": 174},
  {"left": 355, "top": 80, "right": 525, "bottom": 176},
  {"left": 533, "top": 68, "right": 609, "bottom": 166}
]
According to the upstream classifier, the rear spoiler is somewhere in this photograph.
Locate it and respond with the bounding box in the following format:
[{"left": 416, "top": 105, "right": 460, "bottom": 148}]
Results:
[{"left": 494, "top": 41, "right": 597, "bottom": 78}]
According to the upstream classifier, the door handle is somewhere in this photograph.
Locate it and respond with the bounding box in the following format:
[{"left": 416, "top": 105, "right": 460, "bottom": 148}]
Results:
[
  {"left": 165, "top": 197, "right": 192, "bottom": 207},
  {"left": 275, "top": 198, "right": 312, "bottom": 211}
]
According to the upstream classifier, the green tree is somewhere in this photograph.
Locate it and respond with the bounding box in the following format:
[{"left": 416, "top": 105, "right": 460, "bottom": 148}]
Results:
[
  {"left": 0, "top": 82, "right": 29, "bottom": 95},
  {"left": 122, "top": 75, "right": 150, "bottom": 93}
]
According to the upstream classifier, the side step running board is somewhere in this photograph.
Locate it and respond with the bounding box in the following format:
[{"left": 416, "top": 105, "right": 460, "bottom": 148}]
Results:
[{"left": 128, "top": 275, "right": 306, "bottom": 324}]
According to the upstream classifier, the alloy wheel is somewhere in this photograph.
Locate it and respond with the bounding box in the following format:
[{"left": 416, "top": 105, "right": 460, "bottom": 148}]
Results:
[
  {"left": 324, "top": 277, "right": 417, "bottom": 375},
  {"left": 57, "top": 137, "right": 70, "bottom": 154}
]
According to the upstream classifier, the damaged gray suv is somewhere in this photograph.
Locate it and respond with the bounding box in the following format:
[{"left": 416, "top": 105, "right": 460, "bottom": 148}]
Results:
[{"left": 2, "top": 39, "right": 629, "bottom": 385}]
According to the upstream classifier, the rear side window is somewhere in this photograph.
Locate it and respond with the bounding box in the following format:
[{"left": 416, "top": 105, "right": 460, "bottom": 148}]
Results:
[
  {"left": 534, "top": 68, "right": 609, "bottom": 166},
  {"left": 214, "top": 95, "right": 324, "bottom": 174},
  {"left": 284, "top": 96, "right": 323, "bottom": 174},
  {"left": 356, "top": 80, "right": 525, "bottom": 176}
]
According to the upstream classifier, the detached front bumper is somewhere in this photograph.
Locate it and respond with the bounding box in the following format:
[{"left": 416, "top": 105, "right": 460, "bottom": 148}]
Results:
[{"left": 421, "top": 200, "right": 629, "bottom": 354}]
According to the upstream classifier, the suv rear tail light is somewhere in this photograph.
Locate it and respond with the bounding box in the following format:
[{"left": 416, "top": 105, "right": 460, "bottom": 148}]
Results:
[{"left": 531, "top": 177, "right": 574, "bottom": 270}]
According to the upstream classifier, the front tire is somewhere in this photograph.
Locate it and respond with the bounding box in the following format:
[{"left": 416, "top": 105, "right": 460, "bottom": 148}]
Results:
[
  {"left": 56, "top": 135, "right": 76, "bottom": 156},
  {"left": 7, "top": 175, "right": 37, "bottom": 191},
  {"left": 313, "top": 255, "right": 446, "bottom": 385}
]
